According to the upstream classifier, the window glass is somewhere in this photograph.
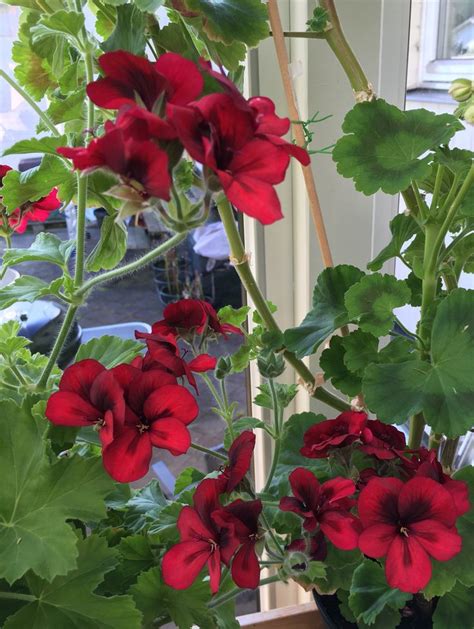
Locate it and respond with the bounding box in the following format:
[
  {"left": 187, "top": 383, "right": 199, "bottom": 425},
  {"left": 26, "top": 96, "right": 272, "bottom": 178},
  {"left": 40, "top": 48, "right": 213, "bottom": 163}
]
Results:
[{"left": 437, "top": 0, "right": 474, "bottom": 59}]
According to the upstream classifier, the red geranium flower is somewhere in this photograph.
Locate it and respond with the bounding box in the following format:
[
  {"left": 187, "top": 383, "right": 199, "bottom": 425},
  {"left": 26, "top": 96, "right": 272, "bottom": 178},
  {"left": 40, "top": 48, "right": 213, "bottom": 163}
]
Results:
[
  {"left": 218, "top": 431, "right": 256, "bottom": 493},
  {"left": 58, "top": 123, "right": 171, "bottom": 201},
  {"left": 134, "top": 330, "right": 216, "bottom": 390},
  {"left": 45, "top": 359, "right": 125, "bottom": 448},
  {"left": 86, "top": 51, "right": 203, "bottom": 112},
  {"left": 167, "top": 92, "right": 309, "bottom": 224},
  {"left": 150, "top": 299, "right": 241, "bottom": 339},
  {"left": 213, "top": 499, "right": 262, "bottom": 589},
  {"left": 162, "top": 479, "right": 240, "bottom": 593},
  {"left": 403, "top": 448, "right": 469, "bottom": 517},
  {"left": 102, "top": 366, "right": 198, "bottom": 482},
  {"left": 279, "top": 467, "right": 361, "bottom": 550},
  {"left": 360, "top": 419, "right": 406, "bottom": 460},
  {"left": 0, "top": 164, "right": 12, "bottom": 184},
  {"left": 8, "top": 188, "right": 61, "bottom": 234},
  {"left": 358, "top": 476, "right": 463, "bottom": 593},
  {"left": 287, "top": 532, "right": 328, "bottom": 562},
  {"left": 301, "top": 411, "right": 367, "bottom": 458}
]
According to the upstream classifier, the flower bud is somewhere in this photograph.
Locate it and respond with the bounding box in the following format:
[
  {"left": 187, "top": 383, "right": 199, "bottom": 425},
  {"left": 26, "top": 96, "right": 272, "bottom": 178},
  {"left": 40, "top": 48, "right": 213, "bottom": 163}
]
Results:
[
  {"left": 449, "top": 78, "right": 474, "bottom": 103},
  {"left": 464, "top": 103, "right": 474, "bottom": 125},
  {"left": 257, "top": 349, "right": 285, "bottom": 378},
  {"left": 215, "top": 356, "right": 232, "bottom": 380}
]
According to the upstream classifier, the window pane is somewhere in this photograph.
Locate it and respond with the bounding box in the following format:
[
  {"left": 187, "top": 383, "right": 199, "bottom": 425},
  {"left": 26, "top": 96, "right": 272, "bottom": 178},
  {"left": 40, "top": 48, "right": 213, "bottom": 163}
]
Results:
[{"left": 438, "top": 0, "right": 474, "bottom": 59}]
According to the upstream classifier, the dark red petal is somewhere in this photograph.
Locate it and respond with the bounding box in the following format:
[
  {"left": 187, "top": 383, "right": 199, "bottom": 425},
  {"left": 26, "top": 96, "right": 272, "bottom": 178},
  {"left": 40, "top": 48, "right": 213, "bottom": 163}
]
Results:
[
  {"left": 162, "top": 540, "right": 210, "bottom": 590},
  {"left": 102, "top": 425, "right": 152, "bottom": 483},
  {"left": 149, "top": 418, "right": 191, "bottom": 455},
  {"left": 231, "top": 543, "right": 260, "bottom": 589},
  {"left": 410, "top": 520, "right": 462, "bottom": 561},
  {"left": 358, "top": 523, "right": 398, "bottom": 558},
  {"left": 398, "top": 477, "right": 457, "bottom": 528},
  {"left": 265, "top": 134, "right": 311, "bottom": 166},
  {"left": 188, "top": 354, "right": 217, "bottom": 372},
  {"left": 207, "top": 548, "right": 221, "bottom": 594},
  {"left": 162, "top": 299, "right": 208, "bottom": 332},
  {"left": 177, "top": 505, "right": 215, "bottom": 541},
  {"left": 166, "top": 103, "right": 206, "bottom": 162},
  {"left": 155, "top": 52, "right": 204, "bottom": 105},
  {"left": 193, "top": 478, "right": 222, "bottom": 526},
  {"left": 89, "top": 370, "right": 125, "bottom": 422},
  {"left": 279, "top": 496, "right": 307, "bottom": 517},
  {"left": 228, "top": 139, "right": 289, "bottom": 184},
  {"left": 320, "top": 477, "right": 357, "bottom": 505},
  {"left": 126, "top": 369, "right": 177, "bottom": 413},
  {"left": 223, "top": 499, "right": 262, "bottom": 534},
  {"left": 32, "top": 188, "right": 61, "bottom": 211},
  {"left": 220, "top": 172, "right": 284, "bottom": 224},
  {"left": 223, "top": 431, "right": 256, "bottom": 493},
  {"left": 128, "top": 139, "right": 171, "bottom": 200},
  {"left": 319, "top": 511, "right": 361, "bottom": 550},
  {"left": 45, "top": 391, "right": 98, "bottom": 426},
  {"left": 249, "top": 96, "right": 290, "bottom": 136},
  {"left": 444, "top": 479, "right": 470, "bottom": 517},
  {"left": 0, "top": 164, "right": 12, "bottom": 182},
  {"left": 59, "top": 359, "right": 105, "bottom": 396},
  {"left": 144, "top": 384, "right": 199, "bottom": 425},
  {"left": 357, "top": 477, "right": 403, "bottom": 527},
  {"left": 385, "top": 535, "right": 432, "bottom": 593},
  {"left": 289, "top": 467, "right": 321, "bottom": 512}
]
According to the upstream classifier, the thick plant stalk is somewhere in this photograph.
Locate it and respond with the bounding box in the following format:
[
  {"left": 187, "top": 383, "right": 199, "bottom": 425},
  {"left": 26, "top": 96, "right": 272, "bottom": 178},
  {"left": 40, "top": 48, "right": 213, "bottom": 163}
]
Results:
[
  {"left": 267, "top": 0, "right": 334, "bottom": 269},
  {"left": 216, "top": 196, "right": 349, "bottom": 413}
]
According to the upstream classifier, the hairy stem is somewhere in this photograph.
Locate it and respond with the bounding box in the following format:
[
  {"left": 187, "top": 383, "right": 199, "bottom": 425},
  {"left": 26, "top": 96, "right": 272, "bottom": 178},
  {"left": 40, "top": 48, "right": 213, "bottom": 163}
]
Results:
[
  {"left": 207, "top": 575, "right": 280, "bottom": 609},
  {"left": 408, "top": 412, "right": 426, "bottom": 450},
  {"left": 190, "top": 442, "right": 227, "bottom": 462},
  {"left": 216, "top": 196, "right": 349, "bottom": 413},
  {"left": 37, "top": 305, "right": 78, "bottom": 389},
  {"left": 441, "top": 437, "right": 460, "bottom": 472},
  {"left": 0, "top": 591, "right": 36, "bottom": 602}
]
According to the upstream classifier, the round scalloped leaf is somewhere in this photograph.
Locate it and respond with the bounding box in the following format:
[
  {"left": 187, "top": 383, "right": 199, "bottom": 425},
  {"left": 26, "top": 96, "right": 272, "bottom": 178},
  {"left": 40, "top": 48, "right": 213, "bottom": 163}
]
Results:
[
  {"left": 333, "top": 99, "right": 463, "bottom": 195},
  {"left": 432, "top": 582, "right": 473, "bottom": 629},
  {"left": 368, "top": 214, "right": 420, "bottom": 272},
  {"left": 363, "top": 289, "right": 474, "bottom": 436},
  {"left": 320, "top": 335, "right": 362, "bottom": 396}
]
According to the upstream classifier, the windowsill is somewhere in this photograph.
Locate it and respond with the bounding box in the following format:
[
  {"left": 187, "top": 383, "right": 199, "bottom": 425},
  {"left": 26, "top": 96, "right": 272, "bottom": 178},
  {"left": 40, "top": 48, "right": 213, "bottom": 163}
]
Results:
[{"left": 406, "top": 88, "right": 454, "bottom": 104}]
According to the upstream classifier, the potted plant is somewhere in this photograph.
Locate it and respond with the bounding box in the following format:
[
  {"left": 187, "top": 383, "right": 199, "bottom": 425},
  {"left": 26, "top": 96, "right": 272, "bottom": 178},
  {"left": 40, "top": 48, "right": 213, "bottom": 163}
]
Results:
[{"left": 0, "top": 1, "right": 472, "bottom": 628}]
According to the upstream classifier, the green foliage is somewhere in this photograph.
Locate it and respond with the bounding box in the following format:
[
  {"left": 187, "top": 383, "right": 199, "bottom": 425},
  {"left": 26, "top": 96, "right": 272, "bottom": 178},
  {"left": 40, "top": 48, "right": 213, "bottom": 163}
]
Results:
[
  {"left": 313, "top": 545, "right": 363, "bottom": 594},
  {"left": 1, "top": 232, "right": 74, "bottom": 272},
  {"left": 86, "top": 216, "right": 128, "bottom": 272},
  {"left": 368, "top": 214, "right": 420, "bottom": 272},
  {"left": 254, "top": 382, "right": 298, "bottom": 410},
  {"left": 30, "top": 10, "right": 85, "bottom": 48},
  {"left": 432, "top": 582, "right": 473, "bottom": 629},
  {"left": 183, "top": 0, "right": 269, "bottom": 47},
  {"left": 0, "top": 275, "right": 63, "bottom": 310},
  {"left": 306, "top": 7, "right": 330, "bottom": 33},
  {"left": 3, "top": 535, "right": 142, "bottom": 628},
  {"left": 224, "top": 416, "right": 266, "bottom": 448},
  {"left": 342, "top": 329, "right": 380, "bottom": 373},
  {"left": 1, "top": 155, "right": 75, "bottom": 212},
  {"left": 101, "top": 535, "right": 155, "bottom": 595},
  {"left": 174, "top": 467, "right": 206, "bottom": 494},
  {"left": 217, "top": 304, "right": 250, "bottom": 327},
  {"left": 348, "top": 560, "right": 410, "bottom": 626},
  {"left": 11, "top": 26, "right": 56, "bottom": 101},
  {"left": 320, "top": 335, "right": 362, "bottom": 396},
  {"left": 333, "top": 99, "right": 463, "bottom": 195},
  {"left": 41, "top": 90, "right": 87, "bottom": 130},
  {"left": 344, "top": 274, "right": 411, "bottom": 337},
  {"left": 124, "top": 481, "right": 169, "bottom": 534},
  {"left": 0, "top": 399, "right": 114, "bottom": 584},
  {"left": 135, "top": 0, "right": 165, "bottom": 11},
  {"left": 3, "top": 135, "right": 68, "bottom": 157},
  {"left": 284, "top": 265, "right": 365, "bottom": 357},
  {"left": 75, "top": 335, "right": 144, "bottom": 368},
  {"left": 101, "top": 5, "right": 146, "bottom": 54},
  {"left": 363, "top": 289, "right": 474, "bottom": 436}
]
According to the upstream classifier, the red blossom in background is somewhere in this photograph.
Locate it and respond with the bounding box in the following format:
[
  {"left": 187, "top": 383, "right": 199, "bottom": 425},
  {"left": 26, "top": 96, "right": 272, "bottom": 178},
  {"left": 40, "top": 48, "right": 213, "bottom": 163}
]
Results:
[
  {"left": 45, "top": 359, "right": 125, "bottom": 448},
  {"left": 0, "top": 164, "right": 12, "bottom": 182},
  {"left": 279, "top": 467, "right": 361, "bottom": 550},
  {"left": 217, "top": 430, "right": 256, "bottom": 493},
  {"left": 86, "top": 51, "right": 203, "bottom": 111},
  {"left": 150, "top": 299, "right": 241, "bottom": 339},
  {"left": 360, "top": 419, "right": 406, "bottom": 460},
  {"left": 162, "top": 479, "right": 240, "bottom": 593},
  {"left": 358, "top": 476, "right": 463, "bottom": 593},
  {"left": 301, "top": 411, "right": 367, "bottom": 458},
  {"left": 102, "top": 365, "right": 198, "bottom": 482}
]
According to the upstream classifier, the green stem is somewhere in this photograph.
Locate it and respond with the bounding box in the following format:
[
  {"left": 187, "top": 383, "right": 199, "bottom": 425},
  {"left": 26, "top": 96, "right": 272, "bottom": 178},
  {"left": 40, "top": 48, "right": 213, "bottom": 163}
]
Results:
[
  {"left": 411, "top": 183, "right": 429, "bottom": 222},
  {"left": 262, "top": 438, "right": 281, "bottom": 495},
  {"left": 428, "top": 432, "right": 443, "bottom": 455},
  {"left": 216, "top": 196, "right": 349, "bottom": 413},
  {"left": 8, "top": 361, "right": 27, "bottom": 386},
  {"left": 318, "top": 0, "right": 372, "bottom": 95},
  {"left": 74, "top": 232, "right": 186, "bottom": 298},
  {"left": 0, "top": 591, "right": 36, "bottom": 602},
  {"left": 190, "top": 442, "right": 227, "bottom": 462},
  {"left": 430, "top": 164, "right": 445, "bottom": 215},
  {"left": 441, "top": 437, "right": 459, "bottom": 471},
  {"left": 199, "top": 372, "right": 225, "bottom": 413},
  {"left": 408, "top": 413, "right": 426, "bottom": 450},
  {"left": 73, "top": 174, "right": 88, "bottom": 287},
  {"left": 37, "top": 305, "right": 78, "bottom": 389},
  {"left": 4, "top": 234, "right": 12, "bottom": 249},
  {"left": 208, "top": 575, "right": 280, "bottom": 609},
  {"left": 0, "top": 70, "right": 60, "bottom": 137},
  {"left": 261, "top": 511, "right": 284, "bottom": 556}
]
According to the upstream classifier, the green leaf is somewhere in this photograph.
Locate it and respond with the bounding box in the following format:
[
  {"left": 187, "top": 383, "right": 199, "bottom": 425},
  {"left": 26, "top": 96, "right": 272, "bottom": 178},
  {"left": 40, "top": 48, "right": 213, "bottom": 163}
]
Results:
[
  {"left": 320, "top": 335, "right": 362, "bottom": 396},
  {"left": 345, "top": 274, "right": 411, "bottom": 337},
  {"left": 224, "top": 416, "right": 266, "bottom": 449},
  {"left": 3, "top": 135, "right": 68, "bottom": 158},
  {"left": 217, "top": 304, "right": 250, "bottom": 327},
  {"left": 101, "top": 535, "right": 155, "bottom": 595},
  {"left": 135, "top": 0, "right": 165, "bottom": 11},
  {"left": 342, "top": 330, "right": 379, "bottom": 374},
  {"left": 174, "top": 467, "right": 206, "bottom": 494},
  {"left": 183, "top": 0, "right": 269, "bottom": 47},
  {"left": 0, "top": 155, "right": 75, "bottom": 212},
  {"left": 348, "top": 560, "right": 410, "bottom": 626},
  {"left": 124, "top": 481, "right": 168, "bottom": 533},
  {"left": 284, "top": 265, "right": 365, "bottom": 357},
  {"left": 101, "top": 5, "right": 146, "bottom": 55},
  {"left": 0, "top": 321, "right": 30, "bottom": 356},
  {"left": 313, "top": 545, "right": 363, "bottom": 594},
  {"left": 130, "top": 566, "right": 212, "bottom": 629},
  {"left": 230, "top": 343, "right": 251, "bottom": 372},
  {"left": 253, "top": 382, "right": 298, "bottom": 410},
  {"left": 30, "top": 10, "right": 85, "bottom": 47},
  {"left": 368, "top": 214, "right": 420, "bottom": 272},
  {"left": 147, "top": 502, "right": 182, "bottom": 542},
  {"left": 75, "top": 335, "right": 143, "bottom": 369},
  {"left": 0, "top": 276, "right": 63, "bottom": 310},
  {"left": 1, "top": 232, "right": 74, "bottom": 271},
  {"left": 4, "top": 535, "right": 142, "bottom": 628},
  {"left": 11, "top": 36, "right": 55, "bottom": 101},
  {"left": 433, "top": 582, "right": 473, "bottom": 629},
  {"left": 422, "top": 562, "right": 457, "bottom": 600},
  {"left": 0, "top": 399, "right": 114, "bottom": 584},
  {"left": 42, "top": 90, "right": 86, "bottom": 127},
  {"left": 333, "top": 99, "right": 463, "bottom": 195},
  {"left": 363, "top": 289, "right": 474, "bottom": 436},
  {"left": 86, "top": 216, "right": 127, "bottom": 272},
  {"left": 306, "top": 6, "right": 329, "bottom": 33}
]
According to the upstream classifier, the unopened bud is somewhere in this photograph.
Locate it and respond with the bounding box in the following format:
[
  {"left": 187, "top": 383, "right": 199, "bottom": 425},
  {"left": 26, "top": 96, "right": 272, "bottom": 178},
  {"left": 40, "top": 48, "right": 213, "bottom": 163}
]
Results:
[
  {"left": 215, "top": 356, "right": 232, "bottom": 380},
  {"left": 464, "top": 104, "right": 474, "bottom": 125},
  {"left": 257, "top": 349, "right": 285, "bottom": 378},
  {"left": 449, "top": 78, "right": 474, "bottom": 103}
]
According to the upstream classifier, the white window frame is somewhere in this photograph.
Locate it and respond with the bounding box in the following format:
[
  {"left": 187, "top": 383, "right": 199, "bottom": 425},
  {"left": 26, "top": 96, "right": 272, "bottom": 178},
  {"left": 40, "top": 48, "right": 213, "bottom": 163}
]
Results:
[{"left": 419, "top": 0, "right": 474, "bottom": 88}]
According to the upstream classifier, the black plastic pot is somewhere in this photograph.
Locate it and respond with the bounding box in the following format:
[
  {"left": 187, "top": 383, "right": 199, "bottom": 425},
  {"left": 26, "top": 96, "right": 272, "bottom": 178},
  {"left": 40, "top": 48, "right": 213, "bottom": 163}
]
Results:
[{"left": 312, "top": 591, "right": 434, "bottom": 629}]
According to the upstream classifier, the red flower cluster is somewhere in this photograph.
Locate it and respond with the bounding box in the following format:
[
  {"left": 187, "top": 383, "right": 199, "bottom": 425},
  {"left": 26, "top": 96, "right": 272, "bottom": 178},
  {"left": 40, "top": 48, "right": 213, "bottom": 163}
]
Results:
[
  {"left": 162, "top": 433, "right": 260, "bottom": 592},
  {"left": 358, "top": 476, "right": 463, "bottom": 593},
  {"left": 0, "top": 164, "right": 61, "bottom": 234},
  {"left": 279, "top": 467, "right": 361, "bottom": 551},
  {"left": 301, "top": 412, "right": 406, "bottom": 462},
  {"left": 57, "top": 51, "right": 309, "bottom": 224}
]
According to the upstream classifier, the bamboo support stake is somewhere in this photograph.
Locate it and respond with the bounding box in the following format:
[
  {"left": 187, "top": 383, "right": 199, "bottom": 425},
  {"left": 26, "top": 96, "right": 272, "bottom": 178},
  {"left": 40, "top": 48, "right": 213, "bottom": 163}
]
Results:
[{"left": 267, "top": 0, "right": 334, "bottom": 268}]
